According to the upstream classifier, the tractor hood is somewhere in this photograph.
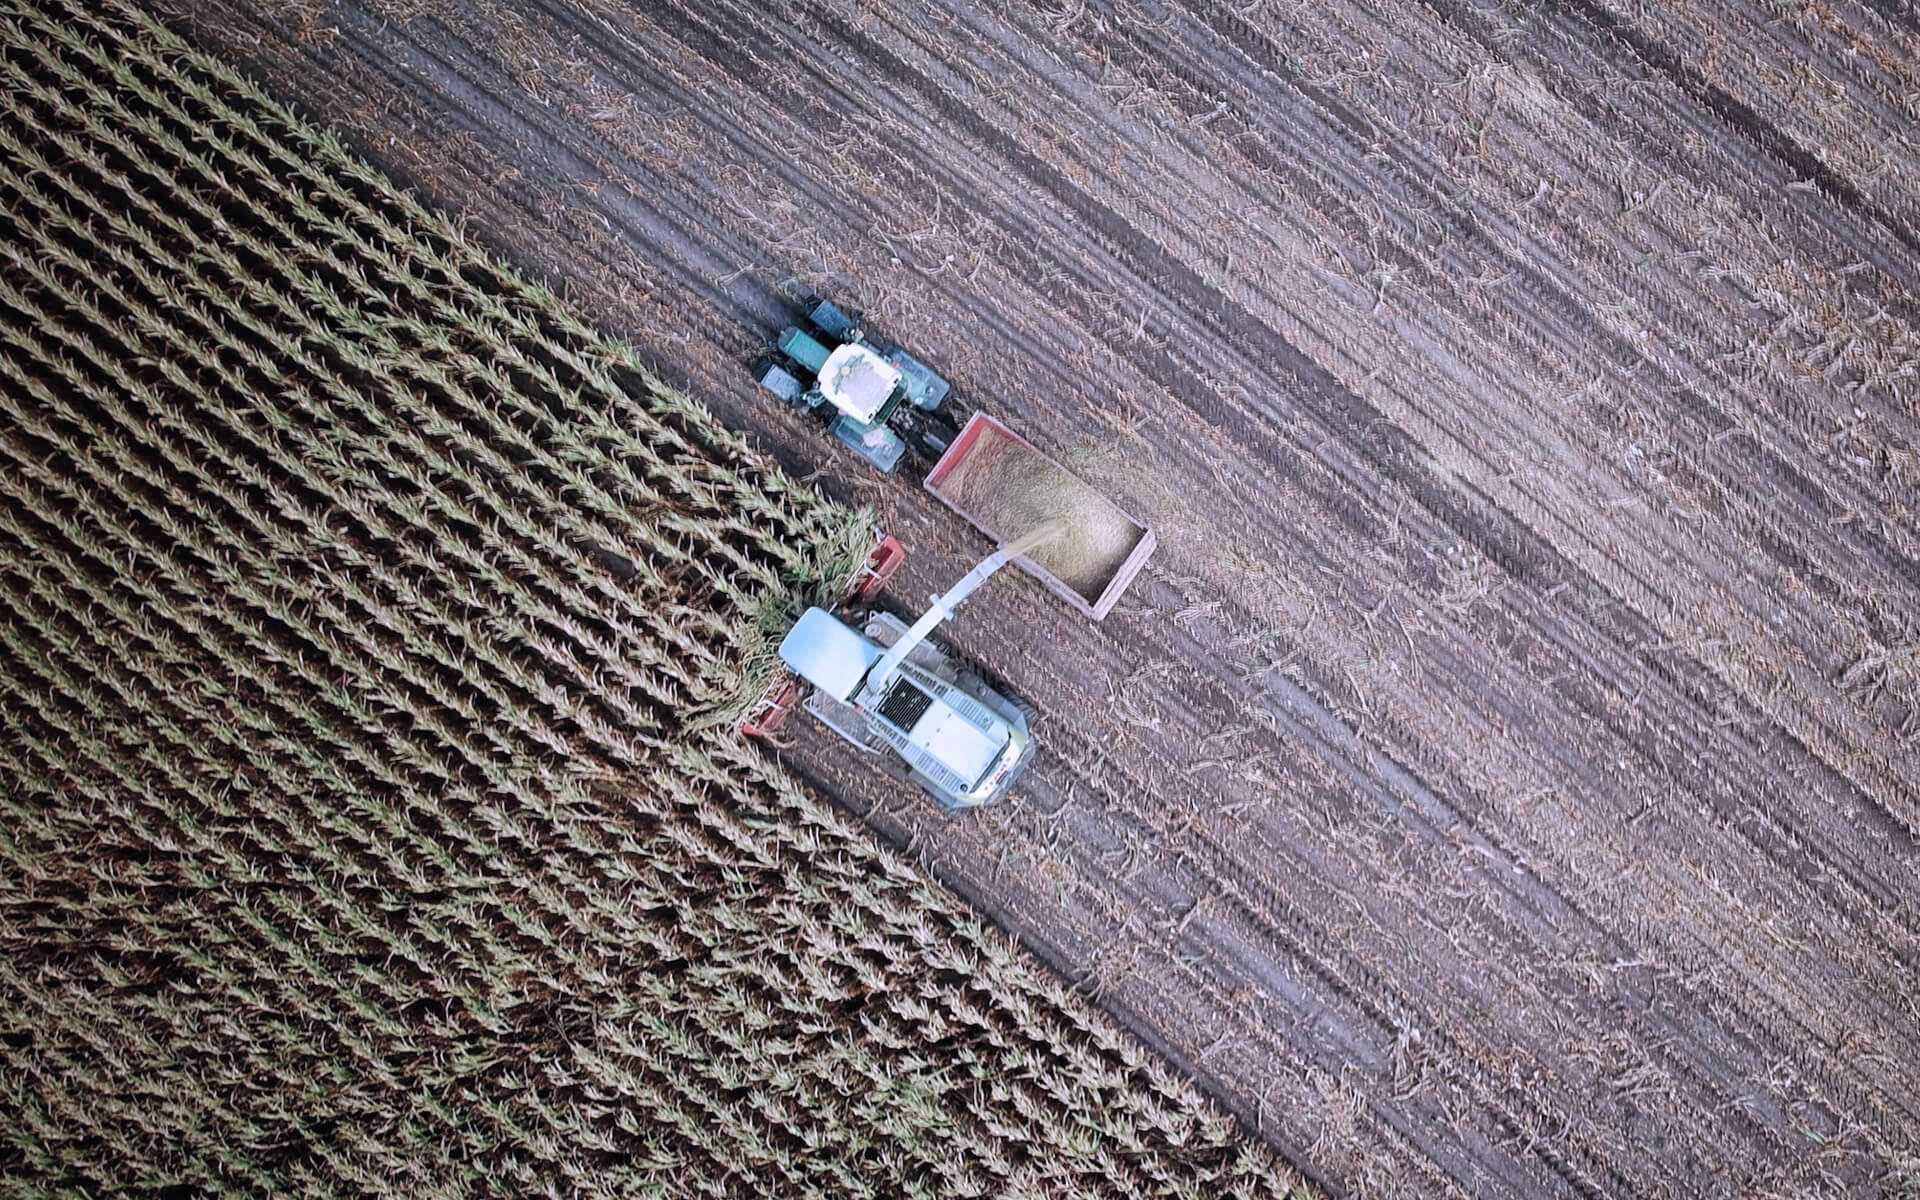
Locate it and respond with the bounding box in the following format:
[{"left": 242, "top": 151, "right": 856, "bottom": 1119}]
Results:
[{"left": 779, "top": 607, "right": 880, "bottom": 702}]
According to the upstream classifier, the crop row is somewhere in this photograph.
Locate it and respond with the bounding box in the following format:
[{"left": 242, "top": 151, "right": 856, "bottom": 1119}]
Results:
[{"left": 0, "top": 0, "right": 1304, "bottom": 1196}]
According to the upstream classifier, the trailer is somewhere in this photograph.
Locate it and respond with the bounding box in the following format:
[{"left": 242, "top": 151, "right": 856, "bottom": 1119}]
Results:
[{"left": 925, "top": 413, "right": 1156, "bottom": 620}]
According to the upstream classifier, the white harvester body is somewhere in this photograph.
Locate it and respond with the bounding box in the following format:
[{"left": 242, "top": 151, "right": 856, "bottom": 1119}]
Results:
[{"left": 777, "top": 550, "right": 1034, "bottom": 809}]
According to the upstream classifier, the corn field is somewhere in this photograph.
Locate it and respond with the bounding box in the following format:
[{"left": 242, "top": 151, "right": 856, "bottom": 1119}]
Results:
[{"left": 0, "top": 0, "right": 1304, "bottom": 1195}]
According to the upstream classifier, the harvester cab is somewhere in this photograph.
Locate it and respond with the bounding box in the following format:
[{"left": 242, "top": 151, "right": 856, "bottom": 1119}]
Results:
[{"left": 757, "top": 295, "right": 958, "bottom": 472}]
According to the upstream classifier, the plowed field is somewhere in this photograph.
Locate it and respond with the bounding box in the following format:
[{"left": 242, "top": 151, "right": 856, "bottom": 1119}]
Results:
[{"left": 164, "top": 0, "right": 1919, "bottom": 1195}]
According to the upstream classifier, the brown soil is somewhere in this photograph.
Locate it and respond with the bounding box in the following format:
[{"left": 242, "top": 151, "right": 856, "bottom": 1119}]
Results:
[
  {"left": 937, "top": 423, "right": 1143, "bottom": 600},
  {"left": 161, "top": 0, "right": 1920, "bottom": 1195}
]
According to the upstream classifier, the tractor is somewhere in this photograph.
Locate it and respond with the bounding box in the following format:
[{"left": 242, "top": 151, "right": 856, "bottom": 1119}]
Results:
[{"left": 756, "top": 295, "right": 959, "bottom": 472}]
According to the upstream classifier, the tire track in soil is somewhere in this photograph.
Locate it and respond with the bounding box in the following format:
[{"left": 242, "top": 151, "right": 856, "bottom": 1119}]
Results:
[
  {"left": 1416, "top": 0, "right": 1920, "bottom": 524},
  {"left": 1029, "top": 0, "right": 1920, "bottom": 864},
  {"left": 1411, "top": 0, "right": 1920, "bottom": 521},
  {"left": 1411, "top": 0, "right": 1920, "bottom": 334},
  {"left": 1104, "top": 0, "right": 1920, "bottom": 755},
  {"left": 1180, "top": 0, "right": 1920, "bottom": 550},
  {"left": 1158, "top": 0, "right": 1920, "bottom": 621},
  {"left": 1652, "top": 0, "right": 1920, "bottom": 221},
  {"left": 1038, "top": 592, "right": 1806, "bottom": 1196},
  {"left": 165, "top": 0, "right": 1920, "bottom": 1195},
  {"left": 846, "top": 0, "right": 1920, "bottom": 837},
  {"left": 1555, "top": 0, "right": 1920, "bottom": 259},
  {"left": 1036, "top": 0, "right": 1920, "bottom": 852}
]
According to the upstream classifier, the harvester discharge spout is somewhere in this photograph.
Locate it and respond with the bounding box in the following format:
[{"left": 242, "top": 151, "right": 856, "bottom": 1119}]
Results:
[{"left": 864, "top": 523, "right": 1065, "bottom": 694}]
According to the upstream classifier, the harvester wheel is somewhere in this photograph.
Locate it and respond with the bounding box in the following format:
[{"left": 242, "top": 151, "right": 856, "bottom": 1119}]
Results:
[{"left": 920, "top": 780, "right": 977, "bottom": 812}]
